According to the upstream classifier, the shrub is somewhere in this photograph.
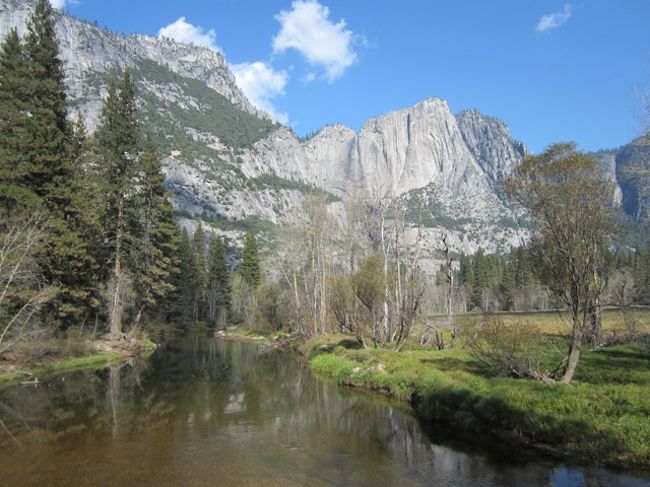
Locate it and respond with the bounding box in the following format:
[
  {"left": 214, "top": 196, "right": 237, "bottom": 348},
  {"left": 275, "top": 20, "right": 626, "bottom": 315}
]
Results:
[{"left": 467, "top": 320, "right": 557, "bottom": 380}]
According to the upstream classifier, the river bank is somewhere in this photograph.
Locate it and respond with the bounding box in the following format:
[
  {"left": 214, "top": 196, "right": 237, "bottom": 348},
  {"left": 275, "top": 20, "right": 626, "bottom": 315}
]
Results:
[
  {"left": 0, "top": 336, "right": 157, "bottom": 388},
  {"left": 298, "top": 334, "right": 650, "bottom": 469},
  {"left": 213, "top": 326, "right": 650, "bottom": 467}
]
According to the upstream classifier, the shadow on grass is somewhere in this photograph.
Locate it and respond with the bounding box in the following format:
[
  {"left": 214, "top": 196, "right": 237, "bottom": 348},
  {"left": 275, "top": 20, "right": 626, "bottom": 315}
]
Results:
[
  {"left": 576, "top": 346, "right": 650, "bottom": 385},
  {"left": 337, "top": 339, "right": 363, "bottom": 350},
  {"left": 593, "top": 348, "right": 649, "bottom": 362},
  {"left": 415, "top": 383, "right": 633, "bottom": 464}
]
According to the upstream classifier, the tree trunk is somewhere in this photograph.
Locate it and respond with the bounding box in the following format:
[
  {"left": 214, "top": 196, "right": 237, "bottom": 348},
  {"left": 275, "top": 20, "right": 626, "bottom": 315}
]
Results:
[
  {"left": 110, "top": 205, "right": 123, "bottom": 338},
  {"left": 562, "top": 333, "right": 582, "bottom": 384},
  {"left": 132, "top": 303, "right": 145, "bottom": 330},
  {"left": 590, "top": 297, "right": 602, "bottom": 343},
  {"left": 108, "top": 364, "right": 121, "bottom": 438}
]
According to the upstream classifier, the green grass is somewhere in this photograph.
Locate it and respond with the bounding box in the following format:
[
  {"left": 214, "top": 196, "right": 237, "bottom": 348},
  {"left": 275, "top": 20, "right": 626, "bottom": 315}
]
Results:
[
  {"left": 141, "top": 338, "right": 158, "bottom": 351},
  {"left": 0, "top": 371, "right": 26, "bottom": 388},
  {"left": 34, "top": 352, "right": 121, "bottom": 376},
  {"left": 308, "top": 336, "right": 650, "bottom": 467},
  {"left": 0, "top": 337, "right": 158, "bottom": 388},
  {"left": 424, "top": 308, "right": 650, "bottom": 336},
  {"left": 227, "top": 325, "right": 288, "bottom": 340},
  {"left": 0, "top": 351, "right": 122, "bottom": 387}
]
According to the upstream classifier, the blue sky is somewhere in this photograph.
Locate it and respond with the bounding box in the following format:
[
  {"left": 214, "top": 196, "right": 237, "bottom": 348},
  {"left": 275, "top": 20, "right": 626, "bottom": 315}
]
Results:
[{"left": 56, "top": 0, "right": 650, "bottom": 153}]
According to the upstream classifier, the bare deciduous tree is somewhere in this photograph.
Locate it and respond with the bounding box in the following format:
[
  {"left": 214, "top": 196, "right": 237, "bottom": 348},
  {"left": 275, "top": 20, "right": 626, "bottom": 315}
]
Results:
[{"left": 0, "top": 215, "right": 55, "bottom": 353}]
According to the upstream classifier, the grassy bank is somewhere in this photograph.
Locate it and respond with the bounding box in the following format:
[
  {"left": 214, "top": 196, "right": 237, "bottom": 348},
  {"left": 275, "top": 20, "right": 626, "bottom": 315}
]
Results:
[
  {"left": 215, "top": 325, "right": 288, "bottom": 342},
  {"left": 306, "top": 335, "right": 650, "bottom": 468},
  {"left": 0, "top": 337, "right": 157, "bottom": 389}
]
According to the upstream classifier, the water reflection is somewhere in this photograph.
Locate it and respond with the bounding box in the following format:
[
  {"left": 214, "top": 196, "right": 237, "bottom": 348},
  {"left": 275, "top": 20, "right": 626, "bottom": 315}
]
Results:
[{"left": 0, "top": 335, "right": 647, "bottom": 486}]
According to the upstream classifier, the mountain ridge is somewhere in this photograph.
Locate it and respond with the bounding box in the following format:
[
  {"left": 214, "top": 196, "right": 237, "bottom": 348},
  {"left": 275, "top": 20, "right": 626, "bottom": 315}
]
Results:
[{"left": 2, "top": 0, "right": 644, "bottom": 259}]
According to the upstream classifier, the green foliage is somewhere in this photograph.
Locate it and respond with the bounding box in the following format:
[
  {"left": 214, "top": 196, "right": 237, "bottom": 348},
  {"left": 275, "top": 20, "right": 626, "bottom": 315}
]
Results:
[
  {"left": 457, "top": 246, "right": 540, "bottom": 312},
  {"left": 0, "top": 4, "right": 100, "bottom": 328},
  {"left": 351, "top": 255, "right": 384, "bottom": 316},
  {"left": 130, "top": 138, "right": 180, "bottom": 323},
  {"left": 0, "top": 29, "right": 36, "bottom": 214},
  {"left": 308, "top": 335, "right": 650, "bottom": 466},
  {"left": 168, "top": 229, "right": 197, "bottom": 324},
  {"left": 206, "top": 234, "right": 231, "bottom": 324},
  {"left": 504, "top": 143, "right": 618, "bottom": 382},
  {"left": 133, "top": 59, "right": 277, "bottom": 154},
  {"left": 252, "top": 283, "right": 284, "bottom": 331},
  {"left": 191, "top": 221, "right": 207, "bottom": 322},
  {"left": 249, "top": 174, "right": 340, "bottom": 202},
  {"left": 94, "top": 71, "right": 182, "bottom": 333},
  {"left": 240, "top": 233, "right": 261, "bottom": 289},
  {"left": 402, "top": 188, "right": 472, "bottom": 230}
]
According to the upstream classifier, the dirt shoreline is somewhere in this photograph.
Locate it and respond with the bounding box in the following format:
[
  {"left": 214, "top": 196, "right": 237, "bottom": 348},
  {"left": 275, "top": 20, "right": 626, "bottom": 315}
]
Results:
[{"left": 0, "top": 337, "right": 157, "bottom": 388}]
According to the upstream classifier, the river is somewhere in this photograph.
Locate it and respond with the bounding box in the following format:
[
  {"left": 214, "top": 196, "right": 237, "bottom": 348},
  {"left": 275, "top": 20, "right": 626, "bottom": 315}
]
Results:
[{"left": 0, "top": 333, "right": 648, "bottom": 486}]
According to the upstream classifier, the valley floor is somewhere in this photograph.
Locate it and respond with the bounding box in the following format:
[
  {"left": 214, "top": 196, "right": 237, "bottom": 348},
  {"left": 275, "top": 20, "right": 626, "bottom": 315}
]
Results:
[{"left": 305, "top": 335, "right": 650, "bottom": 468}]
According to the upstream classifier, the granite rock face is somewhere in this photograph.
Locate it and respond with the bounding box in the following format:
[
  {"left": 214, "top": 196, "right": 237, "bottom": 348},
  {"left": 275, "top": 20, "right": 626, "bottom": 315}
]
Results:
[{"left": 239, "top": 98, "right": 531, "bottom": 253}]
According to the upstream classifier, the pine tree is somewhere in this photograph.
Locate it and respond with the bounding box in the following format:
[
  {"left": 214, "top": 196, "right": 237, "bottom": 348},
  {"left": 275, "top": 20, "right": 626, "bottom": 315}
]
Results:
[
  {"left": 131, "top": 138, "right": 179, "bottom": 326},
  {"left": 23, "top": 0, "right": 71, "bottom": 206},
  {"left": 168, "top": 228, "right": 197, "bottom": 324},
  {"left": 6, "top": 1, "right": 98, "bottom": 328},
  {"left": 502, "top": 261, "right": 516, "bottom": 310},
  {"left": 46, "top": 114, "right": 103, "bottom": 325},
  {"left": 472, "top": 247, "right": 486, "bottom": 308},
  {"left": 240, "top": 233, "right": 261, "bottom": 288},
  {"left": 0, "top": 29, "right": 36, "bottom": 216},
  {"left": 191, "top": 221, "right": 207, "bottom": 322},
  {"left": 207, "top": 235, "right": 231, "bottom": 326},
  {"left": 95, "top": 72, "right": 141, "bottom": 336}
]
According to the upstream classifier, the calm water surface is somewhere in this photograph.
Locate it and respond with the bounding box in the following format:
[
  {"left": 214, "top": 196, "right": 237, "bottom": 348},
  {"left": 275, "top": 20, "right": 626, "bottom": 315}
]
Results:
[{"left": 0, "top": 333, "right": 648, "bottom": 487}]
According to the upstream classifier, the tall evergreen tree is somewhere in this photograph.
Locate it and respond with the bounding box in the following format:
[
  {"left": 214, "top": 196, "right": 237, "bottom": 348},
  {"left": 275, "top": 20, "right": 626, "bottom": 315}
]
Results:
[
  {"left": 472, "top": 247, "right": 486, "bottom": 308},
  {"left": 47, "top": 114, "right": 103, "bottom": 326},
  {"left": 240, "top": 233, "right": 261, "bottom": 289},
  {"left": 131, "top": 138, "right": 179, "bottom": 326},
  {"left": 23, "top": 0, "right": 71, "bottom": 205},
  {"left": 502, "top": 261, "right": 516, "bottom": 310},
  {"left": 1, "top": 1, "right": 99, "bottom": 328},
  {"left": 168, "top": 228, "right": 197, "bottom": 324},
  {"left": 207, "top": 235, "right": 231, "bottom": 325},
  {"left": 191, "top": 221, "right": 207, "bottom": 322},
  {"left": 95, "top": 72, "right": 141, "bottom": 336},
  {"left": 0, "top": 29, "right": 35, "bottom": 216}
]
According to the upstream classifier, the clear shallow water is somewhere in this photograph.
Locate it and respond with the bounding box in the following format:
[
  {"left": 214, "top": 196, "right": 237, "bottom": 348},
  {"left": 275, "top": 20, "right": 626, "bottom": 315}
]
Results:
[{"left": 0, "top": 334, "right": 648, "bottom": 487}]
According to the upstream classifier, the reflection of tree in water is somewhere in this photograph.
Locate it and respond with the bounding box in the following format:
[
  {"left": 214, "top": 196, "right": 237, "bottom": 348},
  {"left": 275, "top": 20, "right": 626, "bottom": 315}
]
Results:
[{"left": 0, "top": 337, "right": 639, "bottom": 486}]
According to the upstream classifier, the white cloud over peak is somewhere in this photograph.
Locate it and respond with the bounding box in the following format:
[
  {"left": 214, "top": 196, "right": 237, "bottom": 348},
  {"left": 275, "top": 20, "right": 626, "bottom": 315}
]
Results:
[
  {"left": 158, "top": 17, "right": 221, "bottom": 52},
  {"left": 231, "top": 61, "right": 289, "bottom": 124},
  {"left": 50, "top": 0, "right": 77, "bottom": 9},
  {"left": 272, "top": 0, "right": 357, "bottom": 82},
  {"left": 157, "top": 18, "right": 289, "bottom": 123},
  {"left": 536, "top": 4, "right": 572, "bottom": 33}
]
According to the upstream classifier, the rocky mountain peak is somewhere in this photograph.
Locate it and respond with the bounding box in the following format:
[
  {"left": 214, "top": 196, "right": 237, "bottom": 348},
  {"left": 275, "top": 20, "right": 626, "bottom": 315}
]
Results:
[
  {"left": 456, "top": 109, "right": 527, "bottom": 188},
  {"left": 0, "top": 0, "right": 267, "bottom": 127}
]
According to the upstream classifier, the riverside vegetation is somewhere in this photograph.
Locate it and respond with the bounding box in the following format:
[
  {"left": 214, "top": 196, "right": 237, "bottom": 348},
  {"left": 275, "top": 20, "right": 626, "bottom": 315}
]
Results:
[
  {"left": 225, "top": 142, "right": 650, "bottom": 466},
  {"left": 0, "top": 1, "right": 229, "bottom": 383}
]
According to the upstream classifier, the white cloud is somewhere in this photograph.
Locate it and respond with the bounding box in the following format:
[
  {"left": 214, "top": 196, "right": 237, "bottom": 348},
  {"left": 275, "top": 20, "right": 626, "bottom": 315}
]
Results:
[
  {"left": 272, "top": 0, "right": 357, "bottom": 82},
  {"left": 158, "top": 17, "right": 221, "bottom": 52},
  {"left": 536, "top": 4, "right": 572, "bottom": 33},
  {"left": 302, "top": 72, "right": 317, "bottom": 84},
  {"left": 231, "top": 61, "right": 289, "bottom": 124},
  {"left": 50, "top": 0, "right": 77, "bottom": 8}
]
